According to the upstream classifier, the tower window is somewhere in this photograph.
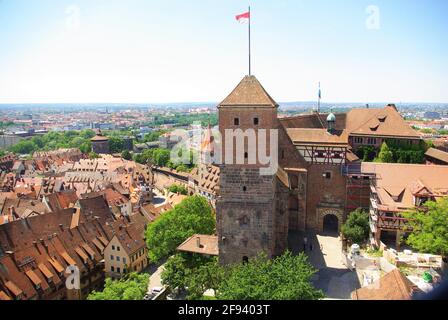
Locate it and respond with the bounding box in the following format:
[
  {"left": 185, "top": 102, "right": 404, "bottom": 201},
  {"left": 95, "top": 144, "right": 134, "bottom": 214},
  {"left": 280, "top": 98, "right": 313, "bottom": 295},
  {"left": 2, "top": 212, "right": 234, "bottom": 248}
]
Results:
[
  {"left": 234, "top": 118, "right": 240, "bottom": 126},
  {"left": 324, "top": 172, "right": 332, "bottom": 179},
  {"left": 253, "top": 117, "right": 259, "bottom": 125},
  {"left": 244, "top": 152, "right": 248, "bottom": 159},
  {"left": 243, "top": 186, "right": 247, "bottom": 192}
]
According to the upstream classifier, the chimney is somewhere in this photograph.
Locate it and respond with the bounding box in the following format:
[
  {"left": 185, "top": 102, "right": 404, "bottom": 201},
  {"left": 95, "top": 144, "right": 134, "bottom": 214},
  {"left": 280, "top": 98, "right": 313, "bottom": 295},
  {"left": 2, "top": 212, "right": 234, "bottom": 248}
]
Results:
[
  {"left": 196, "top": 236, "right": 201, "bottom": 248},
  {"left": 6, "top": 251, "right": 18, "bottom": 268},
  {"left": 9, "top": 206, "right": 19, "bottom": 220},
  {"left": 33, "top": 240, "right": 42, "bottom": 255}
]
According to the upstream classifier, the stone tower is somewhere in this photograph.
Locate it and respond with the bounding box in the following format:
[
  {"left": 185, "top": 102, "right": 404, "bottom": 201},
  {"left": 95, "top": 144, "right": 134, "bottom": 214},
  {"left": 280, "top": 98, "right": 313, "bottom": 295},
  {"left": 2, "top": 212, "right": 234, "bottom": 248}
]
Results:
[
  {"left": 90, "top": 130, "right": 110, "bottom": 154},
  {"left": 216, "top": 75, "right": 290, "bottom": 265}
]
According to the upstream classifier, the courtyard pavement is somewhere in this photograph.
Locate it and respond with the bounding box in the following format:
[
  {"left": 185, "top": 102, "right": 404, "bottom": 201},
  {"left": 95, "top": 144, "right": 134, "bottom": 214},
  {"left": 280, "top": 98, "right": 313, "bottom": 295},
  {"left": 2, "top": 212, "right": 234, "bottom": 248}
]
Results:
[{"left": 289, "top": 231, "right": 361, "bottom": 300}]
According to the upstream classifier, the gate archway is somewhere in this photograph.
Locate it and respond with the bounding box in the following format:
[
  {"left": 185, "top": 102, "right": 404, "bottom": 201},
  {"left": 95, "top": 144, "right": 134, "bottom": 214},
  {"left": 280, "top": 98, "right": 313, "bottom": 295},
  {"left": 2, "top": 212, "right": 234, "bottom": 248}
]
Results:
[{"left": 323, "top": 214, "right": 339, "bottom": 235}]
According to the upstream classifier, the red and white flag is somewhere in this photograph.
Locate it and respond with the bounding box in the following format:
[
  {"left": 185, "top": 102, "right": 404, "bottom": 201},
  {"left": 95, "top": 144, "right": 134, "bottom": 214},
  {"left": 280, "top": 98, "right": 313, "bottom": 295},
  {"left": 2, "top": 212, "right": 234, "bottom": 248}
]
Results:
[{"left": 235, "top": 11, "right": 250, "bottom": 24}]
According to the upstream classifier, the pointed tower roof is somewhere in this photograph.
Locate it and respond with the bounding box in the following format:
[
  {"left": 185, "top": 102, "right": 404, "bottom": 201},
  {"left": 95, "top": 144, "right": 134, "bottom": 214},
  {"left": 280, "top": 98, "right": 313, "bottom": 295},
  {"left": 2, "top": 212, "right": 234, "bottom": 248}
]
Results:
[{"left": 219, "top": 75, "right": 278, "bottom": 108}]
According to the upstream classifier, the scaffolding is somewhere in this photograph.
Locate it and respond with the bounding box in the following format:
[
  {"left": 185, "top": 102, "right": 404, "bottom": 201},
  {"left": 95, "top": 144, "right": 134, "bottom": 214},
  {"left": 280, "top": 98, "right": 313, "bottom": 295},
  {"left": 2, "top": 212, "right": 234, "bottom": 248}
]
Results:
[{"left": 343, "top": 164, "right": 377, "bottom": 213}]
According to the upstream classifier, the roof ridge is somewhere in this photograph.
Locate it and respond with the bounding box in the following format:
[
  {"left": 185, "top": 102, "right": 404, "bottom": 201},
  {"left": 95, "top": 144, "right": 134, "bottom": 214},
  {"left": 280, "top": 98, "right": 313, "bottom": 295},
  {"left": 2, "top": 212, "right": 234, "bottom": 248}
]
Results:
[
  {"left": 349, "top": 107, "right": 383, "bottom": 134},
  {"left": 219, "top": 75, "right": 278, "bottom": 107}
]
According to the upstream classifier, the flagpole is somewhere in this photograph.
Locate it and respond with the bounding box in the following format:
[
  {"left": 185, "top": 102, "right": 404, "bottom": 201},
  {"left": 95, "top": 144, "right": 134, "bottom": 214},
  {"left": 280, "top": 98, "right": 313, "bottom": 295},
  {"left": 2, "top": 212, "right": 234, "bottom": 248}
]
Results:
[{"left": 248, "top": 6, "right": 251, "bottom": 76}]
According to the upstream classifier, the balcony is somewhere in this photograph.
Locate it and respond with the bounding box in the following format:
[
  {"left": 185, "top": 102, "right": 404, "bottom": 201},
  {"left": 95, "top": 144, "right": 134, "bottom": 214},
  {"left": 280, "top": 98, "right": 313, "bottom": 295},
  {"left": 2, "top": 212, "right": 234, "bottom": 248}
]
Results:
[{"left": 377, "top": 216, "right": 409, "bottom": 230}]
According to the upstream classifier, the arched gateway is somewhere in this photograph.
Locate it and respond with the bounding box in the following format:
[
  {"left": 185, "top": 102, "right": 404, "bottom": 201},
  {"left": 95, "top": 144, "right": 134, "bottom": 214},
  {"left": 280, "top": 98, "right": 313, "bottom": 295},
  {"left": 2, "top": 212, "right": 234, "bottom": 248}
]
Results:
[{"left": 323, "top": 214, "right": 339, "bottom": 235}]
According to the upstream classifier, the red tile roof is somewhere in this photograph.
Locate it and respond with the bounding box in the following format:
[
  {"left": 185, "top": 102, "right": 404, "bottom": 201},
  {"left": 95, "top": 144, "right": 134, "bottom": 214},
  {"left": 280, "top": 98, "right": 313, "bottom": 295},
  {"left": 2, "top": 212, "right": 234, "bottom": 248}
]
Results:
[{"left": 219, "top": 75, "right": 278, "bottom": 108}]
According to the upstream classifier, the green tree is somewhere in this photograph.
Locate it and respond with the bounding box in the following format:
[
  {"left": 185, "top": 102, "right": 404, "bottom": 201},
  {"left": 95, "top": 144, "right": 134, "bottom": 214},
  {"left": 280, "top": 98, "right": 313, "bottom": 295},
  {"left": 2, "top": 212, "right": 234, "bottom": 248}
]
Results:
[
  {"left": 145, "top": 196, "right": 215, "bottom": 262},
  {"left": 403, "top": 198, "right": 448, "bottom": 259},
  {"left": 341, "top": 209, "right": 370, "bottom": 244},
  {"left": 186, "top": 258, "right": 223, "bottom": 300},
  {"left": 80, "top": 129, "right": 96, "bottom": 139},
  {"left": 121, "top": 150, "right": 132, "bottom": 160},
  {"left": 217, "top": 252, "right": 324, "bottom": 300},
  {"left": 79, "top": 141, "right": 92, "bottom": 154},
  {"left": 87, "top": 273, "right": 149, "bottom": 300},
  {"left": 167, "top": 184, "right": 188, "bottom": 195},
  {"left": 161, "top": 254, "right": 191, "bottom": 291},
  {"left": 69, "top": 137, "right": 86, "bottom": 149},
  {"left": 153, "top": 148, "right": 171, "bottom": 167},
  {"left": 89, "top": 152, "right": 100, "bottom": 159},
  {"left": 376, "top": 142, "right": 394, "bottom": 163},
  {"left": 9, "top": 140, "right": 37, "bottom": 154},
  {"left": 109, "top": 136, "right": 125, "bottom": 153}
]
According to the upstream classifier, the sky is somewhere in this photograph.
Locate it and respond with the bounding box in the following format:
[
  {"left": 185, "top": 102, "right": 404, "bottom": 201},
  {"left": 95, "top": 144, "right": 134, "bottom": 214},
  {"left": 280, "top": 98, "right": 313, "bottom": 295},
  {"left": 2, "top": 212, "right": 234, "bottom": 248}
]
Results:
[{"left": 0, "top": 0, "right": 447, "bottom": 104}]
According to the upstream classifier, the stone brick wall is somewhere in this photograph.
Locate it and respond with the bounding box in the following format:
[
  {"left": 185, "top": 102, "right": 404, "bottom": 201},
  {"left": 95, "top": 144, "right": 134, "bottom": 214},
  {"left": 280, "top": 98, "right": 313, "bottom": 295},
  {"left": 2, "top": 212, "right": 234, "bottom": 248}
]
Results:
[
  {"left": 273, "top": 179, "right": 290, "bottom": 255},
  {"left": 217, "top": 167, "right": 277, "bottom": 264},
  {"left": 305, "top": 164, "right": 347, "bottom": 230},
  {"left": 92, "top": 141, "right": 110, "bottom": 155},
  {"left": 218, "top": 107, "right": 277, "bottom": 167}
]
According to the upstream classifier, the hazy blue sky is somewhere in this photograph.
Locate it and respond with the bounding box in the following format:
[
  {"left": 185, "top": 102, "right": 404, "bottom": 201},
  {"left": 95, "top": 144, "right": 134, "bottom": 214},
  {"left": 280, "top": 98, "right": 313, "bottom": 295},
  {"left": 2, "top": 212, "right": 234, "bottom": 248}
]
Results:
[{"left": 0, "top": 0, "right": 447, "bottom": 104}]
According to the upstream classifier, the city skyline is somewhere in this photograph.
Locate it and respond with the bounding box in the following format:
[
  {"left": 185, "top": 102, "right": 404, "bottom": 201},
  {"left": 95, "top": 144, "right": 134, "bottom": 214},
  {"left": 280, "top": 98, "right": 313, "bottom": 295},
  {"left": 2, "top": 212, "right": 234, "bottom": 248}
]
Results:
[{"left": 0, "top": 0, "right": 447, "bottom": 104}]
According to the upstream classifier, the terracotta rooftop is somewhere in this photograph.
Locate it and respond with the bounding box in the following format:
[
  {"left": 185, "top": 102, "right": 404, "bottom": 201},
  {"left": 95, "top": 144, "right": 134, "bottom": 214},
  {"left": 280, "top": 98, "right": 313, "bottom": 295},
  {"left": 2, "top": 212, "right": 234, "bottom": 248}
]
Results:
[
  {"left": 46, "top": 190, "right": 78, "bottom": 212},
  {"left": 91, "top": 134, "right": 109, "bottom": 142},
  {"left": 361, "top": 162, "right": 448, "bottom": 210},
  {"left": 280, "top": 106, "right": 420, "bottom": 140},
  {"left": 345, "top": 106, "right": 420, "bottom": 139},
  {"left": 177, "top": 234, "right": 219, "bottom": 256},
  {"left": 425, "top": 147, "right": 448, "bottom": 164},
  {"left": 219, "top": 75, "right": 278, "bottom": 108},
  {"left": 286, "top": 128, "right": 349, "bottom": 146},
  {"left": 351, "top": 269, "right": 418, "bottom": 300}
]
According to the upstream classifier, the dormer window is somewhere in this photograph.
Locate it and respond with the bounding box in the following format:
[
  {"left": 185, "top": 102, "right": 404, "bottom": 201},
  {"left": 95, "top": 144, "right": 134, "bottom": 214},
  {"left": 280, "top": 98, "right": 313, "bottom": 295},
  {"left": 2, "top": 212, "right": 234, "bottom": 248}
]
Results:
[{"left": 378, "top": 115, "right": 387, "bottom": 122}]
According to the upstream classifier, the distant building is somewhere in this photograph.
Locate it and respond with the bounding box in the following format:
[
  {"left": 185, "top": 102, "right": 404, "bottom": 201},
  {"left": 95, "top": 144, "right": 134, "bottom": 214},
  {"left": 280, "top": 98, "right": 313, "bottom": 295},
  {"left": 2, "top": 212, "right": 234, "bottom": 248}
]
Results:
[
  {"left": 423, "top": 111, "right": 441, "bottom": 120},
  {"left": 134, "top": 141, "right": 160, "bottom": 153},
  {"left": 0, "top": 135, "right": 23, "bottom": 149},
  {"left": 122, "top": 136, "right": 134, "bottom": 151},
  {"left": 159, "top": 133, "right": 181, "bottom": 150},
  {"left": 90, "top": 131, "right": 110, "bottom": 154}
]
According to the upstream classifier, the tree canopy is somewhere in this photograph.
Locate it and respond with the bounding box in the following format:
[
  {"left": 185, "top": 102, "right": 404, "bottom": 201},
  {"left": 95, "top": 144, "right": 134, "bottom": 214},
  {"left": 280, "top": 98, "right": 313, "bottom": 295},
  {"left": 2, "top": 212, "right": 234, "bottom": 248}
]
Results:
[
  {"left": 121, "top": 150, "right": 132, "bottom": 160},
  {"left": 8, "top": 129, "right": 96, "bottom": 155},
  {"left": 145, "top": 196, "right": 215, "bottom": 262},
  {"left": 403, "top": 197, "right": 448, "bottom": 258},
  {"left": 87, "top": 273, "right": 149, "bottom": 300},
  {"left": 162, "top": 251, "right": 323, "bottom": 301},
  {"left": 167, "top": 184, "right": 188, "bottom": 195},
  {"left": 217, "top": 252, "right": 324, "bottom": 300},
  {"left": 162, "top": 253, "right": 221, "bottom": 300},
  {"left": 374, "top": 140, "right": 428, "bottom": 164},
  {"left": 341, "top": 208, "right": 370, "bottom": 244}
]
